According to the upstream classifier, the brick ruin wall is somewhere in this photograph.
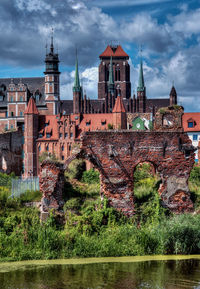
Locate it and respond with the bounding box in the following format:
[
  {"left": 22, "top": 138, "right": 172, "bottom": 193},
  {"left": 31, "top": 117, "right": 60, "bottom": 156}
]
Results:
[
  {"left": 0, "top": 130, "right": 23, "bottom": 175},
  {"left": 79, "top": 131, "right": 194, "bottom": 216}
]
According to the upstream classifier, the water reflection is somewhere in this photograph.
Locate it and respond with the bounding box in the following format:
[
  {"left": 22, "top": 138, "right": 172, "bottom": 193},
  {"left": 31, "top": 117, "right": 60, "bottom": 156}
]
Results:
[{"left": 1, "top": 259, "right": 200, "bottom": 289}]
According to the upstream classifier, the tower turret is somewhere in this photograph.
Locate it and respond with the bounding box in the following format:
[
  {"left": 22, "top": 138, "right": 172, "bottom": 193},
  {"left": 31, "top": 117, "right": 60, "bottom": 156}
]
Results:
[
  {"left": 137, "top": 57, "right": 146, "bottom": 113},
  {"left": 44, "top": 29, "right": 60, "bottom": 114},
  {"left": 170, "top": 85, "right": 177, "bottom": 106},
  {"left": 73, "top": 52, "right": 82, "bottom": 114}
]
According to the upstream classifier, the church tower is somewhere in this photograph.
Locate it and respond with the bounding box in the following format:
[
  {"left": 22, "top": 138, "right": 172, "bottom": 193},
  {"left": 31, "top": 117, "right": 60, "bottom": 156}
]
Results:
[
  {"left": 73, "top": 53, "right": 82, "bottom": 114},
  {"left": 98, "top": 45, "right": 131, "bottom": 101},
  {"left": 137, "top": 57, "right": 146, "bottom": 113},
  {"left": 44, "top": 29, "right": 60, "bottom": 115}
]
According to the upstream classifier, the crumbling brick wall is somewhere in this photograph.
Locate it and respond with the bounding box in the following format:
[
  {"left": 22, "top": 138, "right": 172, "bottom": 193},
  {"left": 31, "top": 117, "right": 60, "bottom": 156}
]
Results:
[
  {"left": 39, "top": 160, "right": 65, "bottom": 214},
  {"left": 80, "top": 130, "right": 194, "bottom": 216},
  {"left": 0, "top": 130, "right": 23, "bottom": 175}
]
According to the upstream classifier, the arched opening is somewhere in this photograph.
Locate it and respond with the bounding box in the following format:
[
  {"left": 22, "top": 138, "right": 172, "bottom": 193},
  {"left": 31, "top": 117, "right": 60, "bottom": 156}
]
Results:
[
  {"left": 133, "top": 162, "right": 163, "bottom": 223},
  {"left": 63, "top": 157, "right": 101, "bottom": 215}
]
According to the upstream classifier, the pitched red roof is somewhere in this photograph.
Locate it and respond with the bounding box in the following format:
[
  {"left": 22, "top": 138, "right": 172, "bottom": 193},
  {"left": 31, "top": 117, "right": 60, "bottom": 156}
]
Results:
[
  {"left": 113, "top": 95, "right": 126, "bottom": 113},
  {"left": 182, "top": 113, "right": 200, "bottom": 132},
  {"left": 100, "top": 45, "right": 129, "bottom": 58},
  {"left": 24, "top": 97, "right": 38, "bottom": 114}
]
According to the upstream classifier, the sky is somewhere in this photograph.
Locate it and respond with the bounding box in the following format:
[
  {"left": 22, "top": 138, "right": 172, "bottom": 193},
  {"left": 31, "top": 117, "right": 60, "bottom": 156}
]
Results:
[{"left": 0, "top": 0, "right": 200, "bottom": 112}]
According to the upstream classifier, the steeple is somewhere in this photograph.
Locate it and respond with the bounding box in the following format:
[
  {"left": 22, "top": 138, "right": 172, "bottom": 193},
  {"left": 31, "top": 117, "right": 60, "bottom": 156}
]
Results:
[
  {"left": 137, "top": 58, "right": 145, "bottom": 92},
  {"left": 137, "top": 50, "right": 146, "bottom": 113},
  {"left": 50, "top": 27, "right": 54, "bottom": 54},
  {"left": 170, "top": 84, "right": 177, "bottom": 105},
  {"left": 73, "top": 51, "right": 81, "bottom": 92},
  {"left": 108, "top": 56, "right": 115, "bottom": 94}
]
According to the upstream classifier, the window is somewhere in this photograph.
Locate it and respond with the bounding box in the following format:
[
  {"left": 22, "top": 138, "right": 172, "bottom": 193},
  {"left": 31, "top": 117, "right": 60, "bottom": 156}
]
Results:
[
  {"left": 10, "top": 125, "right": 13, "bottom": 129},
  {"left": 20, "top": 96, "right": 23, "bottom": 101},
  {"left": 75, "top": 116, "right": 79, "bottom": 120},
  {"left": 46, "top": 145, "right": 49, "bottom": 151},
  {"left": 45, "top": 123, "right": 49, "bottom": 127},
  {"left": 62, "top": 145, "right": 64, "bottom": 151},
  {"left": 59, "top": 133, "right": 62, "bottom": 138},
  {"left": 188, "top": 122, "right": 194, "bottom": 128},
  {"left": 20, "top": 87, "right": 23, "bottom": 91},
  {"left": 70, "top": 133, "right": 73, "bottom": 138},
  {"left": 11, "top": 87, "right": 13, "bottom": 91},
  {"left": 4, "top": 124, "right": 8, "bottom": 131},
  {"left": 193, "top": 135, "right": 198, "bottom": 141},
  {"left": 10, "top": 96, "right": 13, "bottom": 102},
  {"left": 62, "top": 156, "right": 64, "bottom": 160},
  {"left": 20, "top": 111, "right": 23, "bottom": 116},
  {"left": 69, "top": 145, "right": 71, "bottom": 151},
  {"left": 11, "top": 111, "right": 14, "bottom": 117},
  {"left": 46, "top": 133, "right": 51, "bottom": 138},
  {"left": 39, "top": 133, "right": 43, "bottom": 138},
  {"left": 86, "top": 122, "right": 90, "bottom": 126},
  {"left": 101, "top": 121, "right": 106, "bottom": 126},
  {"left": 38, "top": 145, "right": 41, "bottom": 152},
  {"left": 65, "top": 133, "right": 68, "bottom": 138}
]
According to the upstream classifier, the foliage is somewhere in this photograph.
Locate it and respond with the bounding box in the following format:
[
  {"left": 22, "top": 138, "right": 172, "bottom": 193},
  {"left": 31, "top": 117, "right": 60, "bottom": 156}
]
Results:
[
  {"left": 81, "top": 169, "right": 100, "bottom": 184},
  {"left": 107, "top": 123, "right": 113, "bottom": 129},
  {"left": 39, "top": 152, "right": 58, "bottom": 163},
  {"left": 2, "top": 165, "right": 200, "bottom": 261},
  {"left": 65, "top": 159, "right": 86, "bottom": 180}
]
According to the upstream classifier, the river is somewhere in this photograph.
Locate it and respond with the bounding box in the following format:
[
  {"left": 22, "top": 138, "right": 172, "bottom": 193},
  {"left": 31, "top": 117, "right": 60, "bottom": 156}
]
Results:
[{"left": 0, "top": 256, "right": 200, "bottom": 288}]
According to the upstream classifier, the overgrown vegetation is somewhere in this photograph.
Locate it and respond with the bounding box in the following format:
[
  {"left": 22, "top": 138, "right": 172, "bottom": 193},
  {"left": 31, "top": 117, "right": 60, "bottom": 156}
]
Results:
[{"left": 1, "top": 165, "right": 200, "bottom": 262}]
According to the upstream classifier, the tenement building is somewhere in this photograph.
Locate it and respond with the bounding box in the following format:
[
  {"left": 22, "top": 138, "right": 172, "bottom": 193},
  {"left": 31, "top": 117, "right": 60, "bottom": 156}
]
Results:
[{"left": 0, "top": 38, "right": 178, "bottom": 176}]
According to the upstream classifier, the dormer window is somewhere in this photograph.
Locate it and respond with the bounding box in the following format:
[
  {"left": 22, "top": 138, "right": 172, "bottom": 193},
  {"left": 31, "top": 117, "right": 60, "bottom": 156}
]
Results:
[{"left": 188, "top": 121, "right": 194, "bottom": 128}]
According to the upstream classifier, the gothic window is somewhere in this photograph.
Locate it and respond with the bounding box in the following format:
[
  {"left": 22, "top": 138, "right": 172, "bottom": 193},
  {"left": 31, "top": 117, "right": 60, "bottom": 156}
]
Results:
[
  {"left": 59, "top": 133, "right": 62, "bottom": 138},
  {"left": 46, "top": 145, "right": 49, "bottom": 151},
  {"left": 62, "top": 145, "right": 64, "bottom": 151},
  {"left": 69, "top": 144, "right": 71, "bottom": 151}
]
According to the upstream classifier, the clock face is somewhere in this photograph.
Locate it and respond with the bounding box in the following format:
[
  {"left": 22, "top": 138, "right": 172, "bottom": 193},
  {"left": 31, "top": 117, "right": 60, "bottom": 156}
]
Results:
[{"left": 136, "top": 123, "right": 141, "bottom": 129}]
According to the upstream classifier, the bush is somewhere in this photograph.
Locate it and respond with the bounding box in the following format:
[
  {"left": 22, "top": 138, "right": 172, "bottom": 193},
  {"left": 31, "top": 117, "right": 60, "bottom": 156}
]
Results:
[
  {"left": 81, "top": 169, "right": 100, "bottom": 184},
  {"left": 65, "top": 159, "right": 86, "bottom": 180}
]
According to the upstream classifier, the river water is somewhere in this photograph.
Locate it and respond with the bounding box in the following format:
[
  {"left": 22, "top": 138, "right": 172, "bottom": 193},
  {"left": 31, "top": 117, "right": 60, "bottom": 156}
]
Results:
[{"left": 0, "top": 256, "right": 200, "bottom": 289}]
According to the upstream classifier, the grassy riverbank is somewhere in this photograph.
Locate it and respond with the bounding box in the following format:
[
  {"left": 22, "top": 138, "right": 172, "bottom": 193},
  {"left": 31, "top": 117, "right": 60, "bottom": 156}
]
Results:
[{"left": 0, "top": 164, "right": 200, "bottom": 262}]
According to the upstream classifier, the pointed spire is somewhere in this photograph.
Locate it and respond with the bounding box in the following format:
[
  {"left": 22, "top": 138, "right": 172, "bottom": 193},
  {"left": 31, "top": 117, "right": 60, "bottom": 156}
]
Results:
[
  {"left": 137, "top": 58, "right": 145, "bottom": 92},
  {"left": 50, "top": 27, "right": 54, "bottom": 53},
  {"left": 24, "top": 97, "right": 39, "bottom": 115},
  {"left": 113, "top": 94, "right": 126, "bottom": 113},
  {"left": 108, "top": 56, "right": 115, "bottom": 93},
  {"left": 73, "top": 50, "right": 81, "bottom": 92}
]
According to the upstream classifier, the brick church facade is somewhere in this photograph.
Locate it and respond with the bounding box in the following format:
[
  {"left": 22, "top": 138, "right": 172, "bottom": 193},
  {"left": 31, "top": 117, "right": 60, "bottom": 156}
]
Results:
[{"left": 0, "top": 38, "right": 177, "bottom": 176}]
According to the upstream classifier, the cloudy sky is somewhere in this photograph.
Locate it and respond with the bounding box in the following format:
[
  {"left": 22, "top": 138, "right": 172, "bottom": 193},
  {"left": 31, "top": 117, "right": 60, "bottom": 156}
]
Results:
[{"left": 0, "top": 0, "right": 200, "bottom": 111}]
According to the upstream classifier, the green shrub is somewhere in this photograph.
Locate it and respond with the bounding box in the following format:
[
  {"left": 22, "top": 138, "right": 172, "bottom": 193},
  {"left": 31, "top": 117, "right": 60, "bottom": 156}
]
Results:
[
  {"left": 65, "top": 159, "right": 86, "bottom": 180},
  {"left": 81, "top": 169, "right": 100, "bottom": 184}
]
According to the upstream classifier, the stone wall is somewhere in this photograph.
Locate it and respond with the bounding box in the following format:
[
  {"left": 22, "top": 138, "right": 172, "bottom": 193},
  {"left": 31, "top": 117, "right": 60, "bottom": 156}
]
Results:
[{"left": 0, "top": 130, "right": 23, "bottom": 175}]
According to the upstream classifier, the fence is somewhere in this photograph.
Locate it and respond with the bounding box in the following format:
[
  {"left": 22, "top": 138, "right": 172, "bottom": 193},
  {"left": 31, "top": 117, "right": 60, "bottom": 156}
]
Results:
[{"left": 11, "top": 177, "right": 39, "bottom": 198}]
